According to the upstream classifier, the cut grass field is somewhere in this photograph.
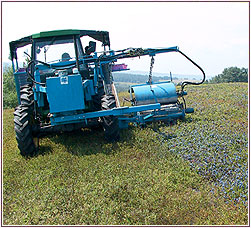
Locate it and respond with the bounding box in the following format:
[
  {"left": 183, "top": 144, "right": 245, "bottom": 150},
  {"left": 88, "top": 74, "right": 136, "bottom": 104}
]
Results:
[{"left": 2, "top": 83, "right": 248, "bottom": 225}]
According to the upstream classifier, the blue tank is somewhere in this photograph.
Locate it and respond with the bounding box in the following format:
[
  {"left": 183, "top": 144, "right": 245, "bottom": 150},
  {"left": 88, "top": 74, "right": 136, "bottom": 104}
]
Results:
[{"left": 131, "top": 81, "right": 178, "bottom": 105}]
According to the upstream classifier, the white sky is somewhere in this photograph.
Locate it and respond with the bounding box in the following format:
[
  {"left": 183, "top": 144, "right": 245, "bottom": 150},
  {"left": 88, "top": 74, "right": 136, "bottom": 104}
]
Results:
[{"left": 2, "top": 2, "right": 249, "bottom": 78}]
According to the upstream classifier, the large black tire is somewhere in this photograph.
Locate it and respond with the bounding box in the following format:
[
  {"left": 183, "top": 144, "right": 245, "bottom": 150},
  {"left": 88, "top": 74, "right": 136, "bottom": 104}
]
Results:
[
  {"left": 93, "top": 79, "right": 105, "bottom": 111},
  {"left": 101, "top": 94, "right": 120, "bottom": 142},
  {"left": 14, "top": 85, "right": 37, "bottom": 156},
  {"left": 20, "top": 85, "right": 34, "bottom": 108},
  {"left": 14, "top": 105, "right": 37, "bottom": 157}
]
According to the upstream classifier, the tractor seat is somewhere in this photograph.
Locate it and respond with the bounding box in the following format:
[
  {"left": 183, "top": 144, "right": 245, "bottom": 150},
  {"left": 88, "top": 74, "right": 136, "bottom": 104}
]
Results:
[{"left": 61, "top": 53, "right": 71, "bottom": 62}]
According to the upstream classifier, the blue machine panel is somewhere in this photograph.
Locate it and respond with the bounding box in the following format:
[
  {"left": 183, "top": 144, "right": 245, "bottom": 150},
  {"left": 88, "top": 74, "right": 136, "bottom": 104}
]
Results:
[{"left": 46, "top": 74, "right": 85, "bottom": 113}]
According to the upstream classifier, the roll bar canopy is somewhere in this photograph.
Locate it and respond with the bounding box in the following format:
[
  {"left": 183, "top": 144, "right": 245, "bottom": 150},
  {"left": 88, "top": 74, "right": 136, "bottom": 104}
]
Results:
[{"left": 9, "top": 29, "right": 110, "bottom": 60}]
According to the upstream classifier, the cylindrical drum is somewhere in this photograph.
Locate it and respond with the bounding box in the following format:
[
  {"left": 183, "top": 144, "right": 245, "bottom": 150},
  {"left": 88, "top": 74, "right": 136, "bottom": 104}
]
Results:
[{"left": 132, "top": 82, "right": 178, "bottom": 105}]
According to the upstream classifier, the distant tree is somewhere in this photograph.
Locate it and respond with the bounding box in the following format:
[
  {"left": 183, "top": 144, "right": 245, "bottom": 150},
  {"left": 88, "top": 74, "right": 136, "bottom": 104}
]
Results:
[
  {"left": 3, "top": 66, "right": 18, "bottom": 109},
  {"left": 210, "top": 67, "right": 248, "bottom": 83}
]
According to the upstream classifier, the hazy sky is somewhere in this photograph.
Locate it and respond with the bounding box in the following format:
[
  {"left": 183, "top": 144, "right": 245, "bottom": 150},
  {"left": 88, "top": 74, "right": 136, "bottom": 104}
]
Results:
[{"left": 2, "top": 2, "right": 249, "bottom": 78}]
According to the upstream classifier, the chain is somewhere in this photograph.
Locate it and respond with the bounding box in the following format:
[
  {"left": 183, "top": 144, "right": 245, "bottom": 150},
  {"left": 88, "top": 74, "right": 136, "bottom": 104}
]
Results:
[{"left": 148, "top": 56, "right": 155, "bottom": 84}]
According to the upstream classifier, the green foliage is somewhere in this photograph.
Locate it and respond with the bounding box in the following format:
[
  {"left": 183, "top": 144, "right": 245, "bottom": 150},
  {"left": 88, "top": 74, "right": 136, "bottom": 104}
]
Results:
[
  {"left": 210, "top": 67, "right": 248, "bottom": 83},
  {"left": 3, "top": 83, "right": 248, "bottom": 225},
  {"left": 3, "top": 66, "right": 18, "bottom": 109}
]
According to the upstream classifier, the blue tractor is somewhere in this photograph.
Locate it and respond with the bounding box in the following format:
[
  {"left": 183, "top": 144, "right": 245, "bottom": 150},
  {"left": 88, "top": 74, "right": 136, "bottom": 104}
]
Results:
[{"left": 9, "top": 29, "right": 205, "bottom": 156}]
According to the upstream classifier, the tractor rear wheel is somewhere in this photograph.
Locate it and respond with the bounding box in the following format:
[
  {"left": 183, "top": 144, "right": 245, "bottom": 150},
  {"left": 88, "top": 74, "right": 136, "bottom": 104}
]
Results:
[
  {"left": 93, "top": 79, "right": 105, "bottom": 111},
  {"left": 14, "top": 105, "right": 37, "bottom": 157},
  {"left": 14, "top": 85, "right": 37, "bottom": 157},
  {"left": 20, "top": 85, "right": 34, "bottom": 107},
  {"left": 101, "top": 93, "right": 120, "bottom": 142}
]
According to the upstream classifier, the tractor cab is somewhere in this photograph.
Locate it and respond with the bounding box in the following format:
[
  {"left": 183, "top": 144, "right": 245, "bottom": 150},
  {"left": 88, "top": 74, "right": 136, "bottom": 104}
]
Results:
[
  {"left": 9, "top": 29, "right": 111, "bottom": 103},
  {"left": 34, "top": 35, "right": 89, "bottom": 81},
  {"left": 34, "top": 34, "right": 99, "bottom": 79}
]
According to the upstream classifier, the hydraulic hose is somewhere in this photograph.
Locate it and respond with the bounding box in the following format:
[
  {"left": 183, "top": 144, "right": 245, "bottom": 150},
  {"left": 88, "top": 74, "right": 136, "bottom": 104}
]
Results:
[
  {"left": 177, "top": 50, "right": 206, "bottom": 91},
  {"left": 94, "top": 48, "right": 206, "bottom": 91}
]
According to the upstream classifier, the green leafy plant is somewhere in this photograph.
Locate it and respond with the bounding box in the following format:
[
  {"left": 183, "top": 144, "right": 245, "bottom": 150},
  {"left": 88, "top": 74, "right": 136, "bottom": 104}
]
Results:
[{"left": 3, "top": 65, "right": 18, "bottom": 109}]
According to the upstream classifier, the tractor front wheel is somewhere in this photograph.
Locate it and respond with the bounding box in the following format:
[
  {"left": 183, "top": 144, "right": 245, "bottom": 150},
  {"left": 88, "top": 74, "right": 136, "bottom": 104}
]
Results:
[
  {"left": 101, "top": 94, "right": 120, "bottom": 142},
  {"left": 14, "top": 105, "right": 37, "bottom": 157}
]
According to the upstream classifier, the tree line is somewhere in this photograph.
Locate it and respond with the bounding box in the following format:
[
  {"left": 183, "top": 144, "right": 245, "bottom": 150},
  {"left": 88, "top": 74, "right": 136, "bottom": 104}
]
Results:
[{"left": 209, "top": 67, "right": 248, "bottom": 83}]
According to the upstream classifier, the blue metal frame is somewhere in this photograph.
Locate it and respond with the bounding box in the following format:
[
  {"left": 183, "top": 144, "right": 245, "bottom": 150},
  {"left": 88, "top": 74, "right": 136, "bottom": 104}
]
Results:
[
  {"left": 10, "top": 34, "right": 194, "bottom": 132},
  {"left": 49, "top": 102, "right": 186, "bottom": 131},
  {"left": 50, "top": 103, "right": 161, "bottom": 125},
  {"left": 30, "top": 48, "right": 189, "bottom": 129}
]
